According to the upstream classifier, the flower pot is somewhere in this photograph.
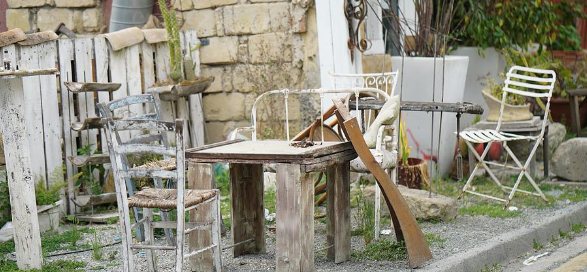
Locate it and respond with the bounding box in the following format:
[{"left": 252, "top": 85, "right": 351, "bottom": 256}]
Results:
[
  {"left": 391, "top": 56, "right": 469, "bottom": 177},
  {"left": 481, "top": 90, "right": 533, "bottom": 122},
  {"left": 398, "top": 158, "right": 430, "bottom": 189},
  {"left": 549, "top": 97, "right": 587, "bottom": 128},
  {"left": 37, "top": 200, "right": 62, "bottom": 233},
  {"left": 551, "top": 50, "right": 586, "bottom": 70}
]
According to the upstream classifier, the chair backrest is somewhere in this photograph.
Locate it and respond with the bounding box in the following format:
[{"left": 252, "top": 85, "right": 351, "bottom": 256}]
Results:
[
  {"left": 498, "top": 66, "right": 557, "bottom": 130},
  {"left": 104, "top": 119, "right": 184, "bottom": 182},
  {"left": 329, "top": 71, "right": 399, "bottom": 97}
]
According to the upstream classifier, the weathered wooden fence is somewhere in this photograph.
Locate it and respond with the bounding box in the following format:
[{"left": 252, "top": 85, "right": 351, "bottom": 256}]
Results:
[{"left": 0, "top": 30, "right": 205, "bottom": 215}]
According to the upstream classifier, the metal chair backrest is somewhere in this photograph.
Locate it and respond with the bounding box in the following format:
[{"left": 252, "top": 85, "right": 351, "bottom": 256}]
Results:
[
  {"left": 247, "top": 88, "right": 389, "bottom": 141},
  {"left": 498, "top": 66, "right": 557, "bottom": 132},
  {"left": 329, "top": 71, "right": 399, "bottom": 97}
]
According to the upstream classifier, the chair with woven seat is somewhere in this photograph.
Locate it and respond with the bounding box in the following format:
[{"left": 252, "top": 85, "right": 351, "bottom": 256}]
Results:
[
  {"left": 103, "top": 118, "right": 222, "bottom": 272},
  {"left": 459, "top": 66, "right": 555, "bottom": 208},
  {"left": 97, "top": 94, "right": 177, "bottom": 245}
]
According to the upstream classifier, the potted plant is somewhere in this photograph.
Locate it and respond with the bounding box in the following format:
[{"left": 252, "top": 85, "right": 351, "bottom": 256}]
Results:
[
  {"left": 450, "top": 0, "right": 557, "bottom": 125},
  {"left": 155, "top": 0, "right": 212, "bottom": 98},
  {"left": 397, "top": 119, "right": 430, "bottom": 189},
  {"left": 384, "top": 0, "right": 469, "bottom": 177},
  {"left": 549, "top": 0, "right": 587, "bottom": 68}
]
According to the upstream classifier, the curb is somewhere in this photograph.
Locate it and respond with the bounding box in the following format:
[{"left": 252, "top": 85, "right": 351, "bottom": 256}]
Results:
[{"left": 420, "top": 202, "right": 587, "bottom": 272}]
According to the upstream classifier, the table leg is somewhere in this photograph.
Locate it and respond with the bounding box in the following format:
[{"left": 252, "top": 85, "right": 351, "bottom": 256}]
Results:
[
  {"left": 230, "top": 163, "right": 265, "bottom": 256},
  {"left": 570, "top": 95, "right": 580, "bottom": 134},
  {"left": 326, "top": 161, "right": 351, "bottom": 263},
  {"left": 276, "top": 164, "right": 314, "bottom": 271},
  {"left": 187, "top": 162, "right": 215, "bottom": 271}
]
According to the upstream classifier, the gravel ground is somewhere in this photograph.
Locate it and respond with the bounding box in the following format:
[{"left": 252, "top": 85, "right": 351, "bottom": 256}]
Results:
[{"left": 25, "top": 186, "right": 587, "bottom": 271}]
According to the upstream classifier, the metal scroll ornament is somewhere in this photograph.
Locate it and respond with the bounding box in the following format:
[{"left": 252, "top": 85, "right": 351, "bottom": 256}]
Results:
[{"left": 345, "top": 0, "right": 372, "bottom": 62}]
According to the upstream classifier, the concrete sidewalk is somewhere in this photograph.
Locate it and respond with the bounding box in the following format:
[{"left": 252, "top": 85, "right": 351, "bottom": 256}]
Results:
[{"left": 420, "top": 202, "right": 587, "bottom": 272}]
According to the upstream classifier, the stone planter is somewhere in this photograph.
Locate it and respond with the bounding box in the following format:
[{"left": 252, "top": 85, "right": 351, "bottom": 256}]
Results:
[
  {"left": 398, "top": 158, "right": 430, "bottom": 190},
  {"left": 482, "top": 90, "right": 533, "bottom": 122},
  {"left": 37, "top": 200, "right": 61, "bottom": 233},
  {"left": 391, "top": 56, "right": 469, "bottom": 177}
]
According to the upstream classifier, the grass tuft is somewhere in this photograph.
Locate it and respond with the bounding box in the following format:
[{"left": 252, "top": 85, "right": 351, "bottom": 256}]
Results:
[
  {"left": 459, "top": 203, "right": 521, "bottom": 218},
  {"left": 352, "top": 239, "right": 406, "bottom": 261},
  {"left": 572, "top": 222, "right": 585, "bottom": 233}
]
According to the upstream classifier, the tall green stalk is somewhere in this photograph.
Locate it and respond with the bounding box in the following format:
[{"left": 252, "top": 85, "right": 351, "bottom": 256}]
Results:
[{"left": 158, "top": 0, "right": 182, "bottom": 83}]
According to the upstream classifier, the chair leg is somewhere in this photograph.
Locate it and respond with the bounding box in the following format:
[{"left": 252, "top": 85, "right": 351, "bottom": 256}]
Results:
[
  {"left": 212, "top": 193, "right": 222, "bottom": 271},
  {"left": 374, "top": 178, "right": 381, "bottom": 242},
  {"left": 144, "top": 208, "right": 157, "bottom": 272},
  {"left": 176, "top": 201, "right": 186, "bottom": 272},
  {"left": 459, "top": 141, "right": 489, "bottom": 198},
  {"left": 154, "top": 177, "right": 175, "bottom": 246},
  {"left": 114, "top": 185, "right": 134, "bottom": 272}
]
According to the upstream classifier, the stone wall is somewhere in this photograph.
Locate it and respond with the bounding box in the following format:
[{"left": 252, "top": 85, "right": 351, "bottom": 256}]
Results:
[
  {"left": 172, "top": 0, "right": 319, "bottom": 143},
  {"left": 6, "top": 0, "right": 107, "bottom": 34},
  {"left": 4, "top": 0, "right": 320, "bottom": 143}
]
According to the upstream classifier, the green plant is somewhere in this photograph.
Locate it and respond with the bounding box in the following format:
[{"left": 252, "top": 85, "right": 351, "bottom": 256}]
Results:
[
  {"left": 354, "top": 190, "right": 375, "bottom": 245},
  {"left": 77, "top": 144, "right": 105, "bottom": 195},
  {"left": 572, "top": 222, "right": 585, "bottom": 233},
  {"left": 533, "top": 239, "right": 543, "bottom": 250},
  {"left": 454, "top": 0, "right": 557, "bottom": 52},
  {"left": 559, "top": 229, "right": 570, "bottom": 239},
  {"left": 551, "top": 0, "right": 587, "bottom": 51},
  {"left": 398, "top": 118, "right": 411, "bottom": 165},
  {"left": 459, "top": 203, "right": 521, "bottom": 218},
  {"left": 92, "top": 232, "right": 103, "bottom": 261},
  {"left": 352, "top": 239, "right": 406, "bottom": 261},
  {"left": 157, "top": 0, "right": 182, "bottom": 83}
]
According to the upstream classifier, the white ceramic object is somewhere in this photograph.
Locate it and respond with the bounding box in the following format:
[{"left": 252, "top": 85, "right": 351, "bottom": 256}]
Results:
[
  {"left": 450, "top": 47, "right": 508, "bottom": 126},
  {"left": 391, "top": 56, "right": 469, "bottom": 177}
]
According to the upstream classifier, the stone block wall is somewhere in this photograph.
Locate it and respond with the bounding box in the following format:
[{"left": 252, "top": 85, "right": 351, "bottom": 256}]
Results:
[
  {"left": 6, "top": 0, "right": 107, "bottom": 34},
  {"left": 172, "top": 0, "right": 319, "bottom": 143}
]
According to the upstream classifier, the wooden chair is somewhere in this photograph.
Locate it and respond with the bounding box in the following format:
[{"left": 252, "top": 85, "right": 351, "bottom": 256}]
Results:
[
  {"left": 102, "top": 118, "right": 222, "bottom": 272},
  {"left": 459, "top": 66, "right": 555, "bottom": 208},
  {"left": 97, "top": 93, "right": 176, "bottom": 245}
]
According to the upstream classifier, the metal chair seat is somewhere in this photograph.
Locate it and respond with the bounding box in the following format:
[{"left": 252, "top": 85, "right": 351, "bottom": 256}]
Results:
[{"left": 460, "top": 129, "right": 538, "bottom": 144}]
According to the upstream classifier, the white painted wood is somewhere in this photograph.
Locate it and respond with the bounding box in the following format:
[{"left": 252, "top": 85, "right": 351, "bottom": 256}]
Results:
[
  {"left": 57, "top": 39, "right": 78, "bottom": 215},
  {"left": 154, "top": 42, "right": 175, "bottom": 143},
  {"left": 125, "top": 44, "right": 143, "bottom": 138},
  {"left": 140, "top": 42, "right": 156, "bottom": 114},
  {"left": 109, "top": 45, "right": 131, "bottom": 141},
  {"left": 94, "top": 36, "right": 111, "bottom": 154},
  {"left": 38, "top": 41, "right": 64, "bottom": 187},
  {"left": 181, "top": 30, "right": 205, "bottom": 147},
  {"left": 0, "top": 77, "right": 43, "bottom": 270},
  {"left": 74, "top": 39, "right": 98, "bottom": 153},
  {"left": 19, "top": 45, "right": 47, "bottom": 185},
  {"left": 316, "top": 0, "right": 362, "bottom": 111}
]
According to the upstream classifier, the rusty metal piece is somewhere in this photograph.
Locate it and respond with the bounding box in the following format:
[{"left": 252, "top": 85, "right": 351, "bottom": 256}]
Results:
[
  {"left": 332, "top": 97, "right": 433, "bottom": 268},
  {"left": 54, "top": 23, "right": 77, "bottom": 38}
]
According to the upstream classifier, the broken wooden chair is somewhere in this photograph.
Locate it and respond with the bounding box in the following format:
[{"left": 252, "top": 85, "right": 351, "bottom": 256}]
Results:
[
  {"left": 97, "top": 93, "right": 176, "bottom": 245},
  {"left": 459, "top": 66, "right": 555, "bottom": 208},
  {"left": 103, "top": 118, "right": 222, "bottom": 272},
  {"left": 332, "top": 97, "right": 432, "bottom": 268}
]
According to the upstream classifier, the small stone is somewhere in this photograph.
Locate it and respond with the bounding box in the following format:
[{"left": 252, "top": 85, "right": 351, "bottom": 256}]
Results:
[{"left": 552, "top": 138, "right": 587, "bottom": 181}]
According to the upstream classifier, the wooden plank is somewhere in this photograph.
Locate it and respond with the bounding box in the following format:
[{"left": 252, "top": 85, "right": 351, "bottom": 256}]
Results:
[
  {"left": 37, "top": 41, "right": 63, "bottom": 186},
  {"left": 125, "top": 44, "right": 143, "bottom": 138},
  {"left": 326, "top": 161, "right": 351, "bottom": 263},
  {"left": 19, "top": 44, "right": 47, "bottom": 185},
  {"left": 140, "top": 41, "right": 156, "bottom": 114},
  {"left": 0, "top": 68, "right": 59, "bottom": 78},
  {"left": 349, "top": 99, "right": 485, "bottom": 114},
  {"left": 94, "top": 36, "right": 111, "bottom": 154},
  {"left": 109, "top": 45, "right": 130, "bottom": 141},
  {"left": 187, "top": 162, "right": 214, "bottom": 271},
  {"left": 276, "top": 163, "right": 314, "bottom": 271},
  {"left": 181, "top": 30, "right": 205, "bottom": 147},
  {"left": 230, "top": 163, "right": 265, "bottom": 257},
  {"left": 58, "top": 39, "right": 77, "bottom": 215},
  {"left": 0, "top": 77, "right": 43, "bottom": 270},
  {"left": 154, "top": 42, "right": 175, "bottom": 125},
  {"left": 74, "top": 39, "right": 98, "bottom": 152}
]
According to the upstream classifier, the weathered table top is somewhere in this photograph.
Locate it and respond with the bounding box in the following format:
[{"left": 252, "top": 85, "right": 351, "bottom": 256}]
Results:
[
  {"left": 186, "top": 140, "right": 357, "bottom": 171},
  {"left": 349, "top": 99, "right": 484, "bottom": 115}
]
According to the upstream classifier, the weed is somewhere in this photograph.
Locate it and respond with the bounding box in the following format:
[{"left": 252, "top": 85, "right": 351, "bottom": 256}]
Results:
[
  {"left": 0, "top": 259, "right": 86, "bottom": 272},
  {"left": 106, "top": 217, "right": 118, "bottom": 225},
  {"left": 559, "top": 229, "right": 570, "bottom": 239},
  {"left": 533, "top": 239, "right": 543, "bottom": 250},
  {"left": 77, "top": 144, "right": 105, "bottom": 195},
  {"left": 354, "top": 192, "right": 375, "bottom": 245},
  {"left": 352, "top": 239, "right": 406, "bottom": 261},
  {"left": 214, "top": 164, "right": 230, "bottom": 197},
  {"left": 92, "top": 233, "right": 103, "bottom": 261},
  {"left": 425, "top": 233, "right": 446, "bottom": 248},
  {"left": 572, "top": 222, "right": 585, "bottom": 233},
  {"left": 459, "top": 203, "right": 521, "bottom": 218},
  {"left": 558, "top": 188, "right": 587, "bottom": 202}
]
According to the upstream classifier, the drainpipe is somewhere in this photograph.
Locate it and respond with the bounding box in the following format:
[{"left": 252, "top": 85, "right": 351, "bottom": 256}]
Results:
[{"left": 109, "top": 0, "right": 155, "bottom": 32}]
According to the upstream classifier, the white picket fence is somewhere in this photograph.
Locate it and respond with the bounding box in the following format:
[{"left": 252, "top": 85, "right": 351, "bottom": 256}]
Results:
[{"left": 0, "top": 30, "right": 205, "bottom": 214}]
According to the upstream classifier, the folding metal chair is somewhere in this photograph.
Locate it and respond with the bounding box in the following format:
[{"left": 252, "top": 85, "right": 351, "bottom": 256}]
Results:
[{"left": 458, "top": 66, "right": 555, "bottom": 208}]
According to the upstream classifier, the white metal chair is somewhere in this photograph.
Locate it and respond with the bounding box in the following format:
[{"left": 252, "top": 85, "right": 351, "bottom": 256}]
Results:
[
  {"left": 458, "top": 66, "right": 555, "bottom": 208},
  {"left": 103, "top": 118, "right": 222, "bottom": 272},
  {"left": 329, "top": 71, "right": 400, "bottom": 241}
]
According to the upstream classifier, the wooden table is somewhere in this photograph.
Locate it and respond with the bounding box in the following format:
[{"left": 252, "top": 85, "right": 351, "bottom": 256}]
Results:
[
  {"left": 568, "top": 88, "right": 587, "bottom": 137},
  {"left": 0, "top": 68, "right": 59, "bottom": 270},
  {"left": 186, "top": 140, "right": 357, "bottom": 271}
]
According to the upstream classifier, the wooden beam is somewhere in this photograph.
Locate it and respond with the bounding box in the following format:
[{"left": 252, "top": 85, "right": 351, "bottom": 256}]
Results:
[
  {"left": 326, "top": 161, "right": 351, "bottom": 263},
  {"left": 230, "top": 163, "right": 266, "bottom": 256},
  {"left": 187, "top": 162, "right": 215, "bottom": 271}
]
